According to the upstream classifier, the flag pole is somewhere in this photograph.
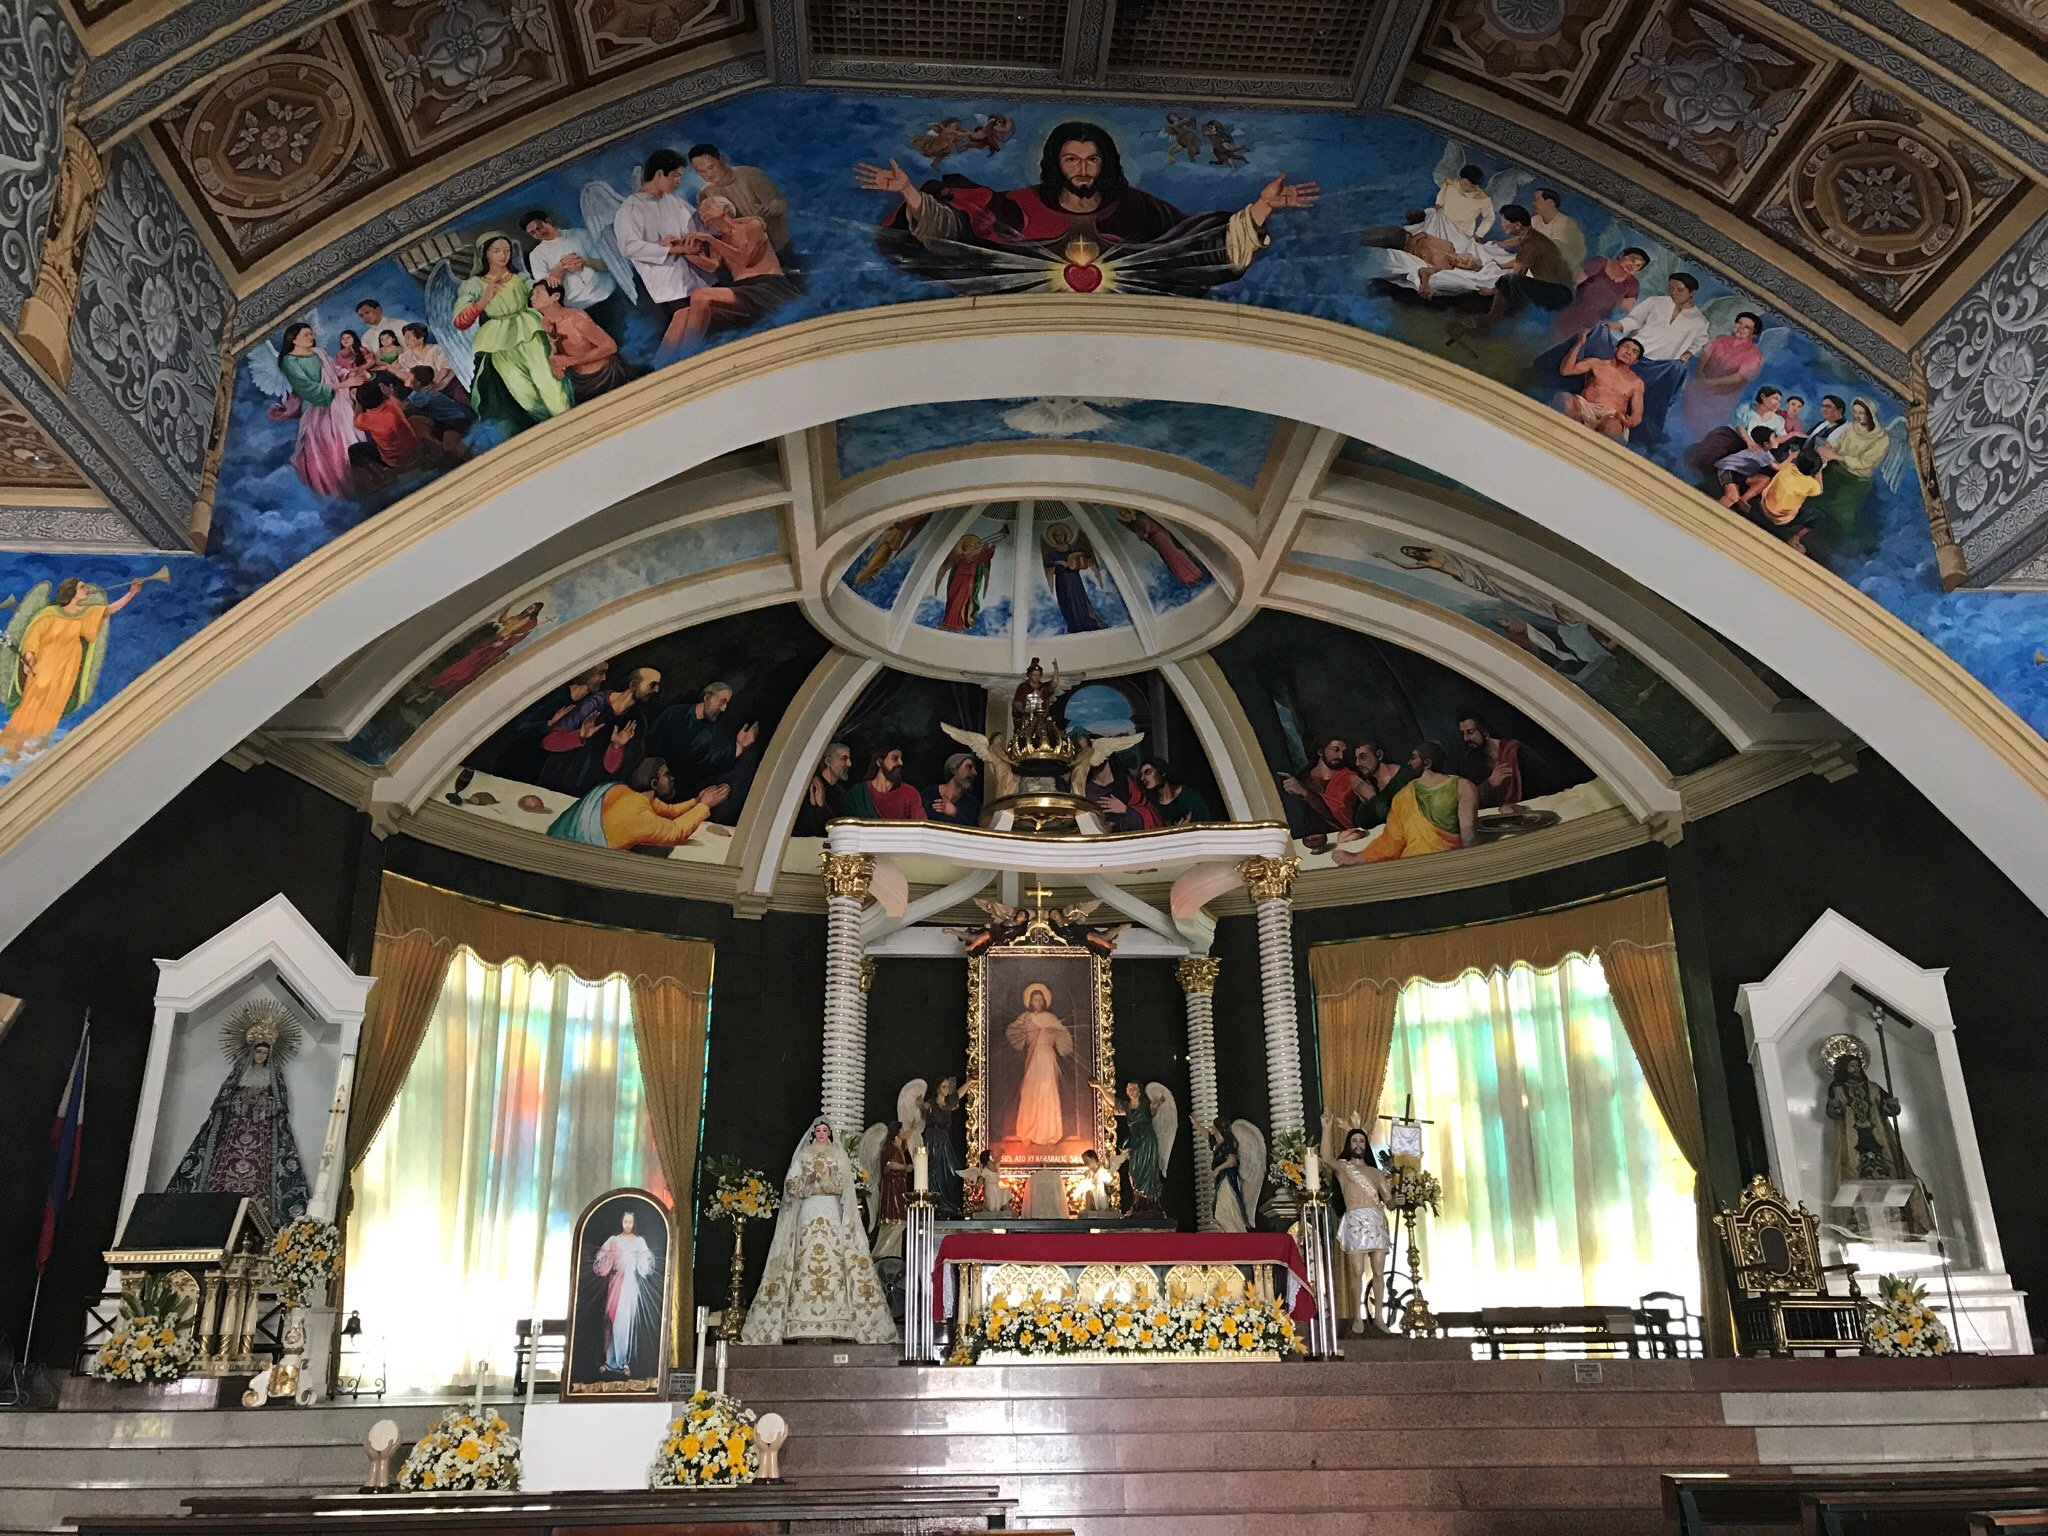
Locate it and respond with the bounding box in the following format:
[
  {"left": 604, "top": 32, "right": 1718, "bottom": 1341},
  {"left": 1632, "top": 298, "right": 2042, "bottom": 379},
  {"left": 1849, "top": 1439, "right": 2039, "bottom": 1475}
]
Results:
[{"left": 27, "top": 1012, "right": 92, "bottom": 1359}]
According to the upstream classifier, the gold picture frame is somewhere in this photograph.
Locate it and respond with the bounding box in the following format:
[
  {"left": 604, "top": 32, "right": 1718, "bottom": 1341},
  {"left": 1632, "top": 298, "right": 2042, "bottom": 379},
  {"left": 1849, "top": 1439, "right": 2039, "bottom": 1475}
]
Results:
[
  {"left": 561, "top": 1186, "right": 674, "bottom": 1400},
  {"left": 967, "top": 917, "right": 1116, "bottom": 1174}
]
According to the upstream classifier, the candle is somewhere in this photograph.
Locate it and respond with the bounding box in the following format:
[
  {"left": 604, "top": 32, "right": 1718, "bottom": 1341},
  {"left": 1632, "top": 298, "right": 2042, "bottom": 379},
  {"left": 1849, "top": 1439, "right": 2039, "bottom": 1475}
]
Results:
[
  {"left": 524, "top": 1324, "right": 540, "bottom": 1412},
  {"left": 693, "top": 1306, "right": 709, "bottom": 1395},
  {"left": 715, "top": 1338, "right": 728, "bottom": 1398},
  {"left": 913, "top": 1146, "right": 929, "bottom": 1193},
  {"left": 1304, "top": 1148, "right": 1320, "bottom": 1192},
  {"left": 472, "top": 1361, "right": 488, "bottom": 1416}
]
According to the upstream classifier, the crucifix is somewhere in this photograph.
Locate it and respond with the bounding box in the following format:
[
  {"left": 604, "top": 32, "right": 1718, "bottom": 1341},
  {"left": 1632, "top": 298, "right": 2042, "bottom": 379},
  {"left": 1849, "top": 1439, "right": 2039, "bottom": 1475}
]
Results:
[{"left": 1023, "top": 881, "right": 1055, "bottom": 924}]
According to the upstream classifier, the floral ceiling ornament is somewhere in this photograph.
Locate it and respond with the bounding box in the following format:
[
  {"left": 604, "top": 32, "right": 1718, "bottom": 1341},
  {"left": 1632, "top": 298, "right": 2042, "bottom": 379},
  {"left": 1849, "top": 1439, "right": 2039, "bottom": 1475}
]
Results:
[
  {"left": 1916, "top": 212, "right": 2048, "bottom": 585},
  {"left": 373, "top": 0, "right": 558, "bottom": 126},
  {"left": 183, "top": 57, "right": 361, "bottom": 217},
  {"left": 1606, "top": 8, "right": 1801, "bottom": 173}
]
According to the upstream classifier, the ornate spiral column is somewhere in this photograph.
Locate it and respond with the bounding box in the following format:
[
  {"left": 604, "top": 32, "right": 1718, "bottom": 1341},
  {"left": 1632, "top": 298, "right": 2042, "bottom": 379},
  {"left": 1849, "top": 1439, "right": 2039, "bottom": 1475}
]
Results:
[
  {"left": 1178, "top": 955, "right": 1222, "bottom": 1231},
  {"left": 820, "top": 853, "right": 874, "bottom": 1137},
  {"left": 1239, "top": 856, "right": 1305, "bottom": 1137},
  {"left": 17, "top": 126, "right": 106, "bottom": 388}
]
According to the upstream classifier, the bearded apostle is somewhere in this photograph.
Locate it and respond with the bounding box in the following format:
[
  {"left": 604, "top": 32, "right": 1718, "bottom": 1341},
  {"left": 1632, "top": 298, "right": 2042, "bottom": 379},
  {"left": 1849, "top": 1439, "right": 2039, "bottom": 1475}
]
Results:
[
  {"left": 1333, "top": 742, "right": 1476, "bottom": 863},
  {"left": 843, "top": 746, "right": 925, "bottom": 819}
]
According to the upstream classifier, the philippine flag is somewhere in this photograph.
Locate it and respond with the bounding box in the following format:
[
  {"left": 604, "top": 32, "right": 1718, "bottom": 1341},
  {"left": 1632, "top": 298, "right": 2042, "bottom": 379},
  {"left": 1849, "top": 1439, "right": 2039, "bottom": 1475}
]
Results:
[{"left": 36, "top": 1020, "right": 90, "bottom": 1274}]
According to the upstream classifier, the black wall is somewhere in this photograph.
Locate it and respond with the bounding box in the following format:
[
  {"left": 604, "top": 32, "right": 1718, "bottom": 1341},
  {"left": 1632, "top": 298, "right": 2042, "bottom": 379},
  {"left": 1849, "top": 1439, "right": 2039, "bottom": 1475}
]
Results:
[
  {"left": 6, "top": 745, "right": 2043, "bottom": 1361},
  {"left": 0, "top": 764, "right": 369, "bottom": 1366}
]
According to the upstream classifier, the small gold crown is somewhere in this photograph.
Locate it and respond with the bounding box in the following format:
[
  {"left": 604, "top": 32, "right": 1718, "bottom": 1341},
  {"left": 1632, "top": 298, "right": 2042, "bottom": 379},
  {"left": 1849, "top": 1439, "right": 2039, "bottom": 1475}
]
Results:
[{"left": 245, "top": 1019, "right": 281, "bottom": 1046}]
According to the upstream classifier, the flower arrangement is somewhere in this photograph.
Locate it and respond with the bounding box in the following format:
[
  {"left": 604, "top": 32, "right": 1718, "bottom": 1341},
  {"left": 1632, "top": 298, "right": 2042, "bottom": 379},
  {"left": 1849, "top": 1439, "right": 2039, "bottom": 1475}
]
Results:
[
  {"left": 89, "top": 1275, "right": 199, "bottom": 1383},
  {"left": 951, "top": 1295, "right": 1300, "bottom": 1363},
  {"left": 1864, "top": 1274, "right": 1952, "bottom": 1358},
  {"left": 396, "top": 1405, "right": 522, "bottom": 1492},
  {"left": 1386, "top": 1166, "right": 1442, "bottom": 1215},
  {"left": 269, "top": 1216, "right": 342, "bottom": 1307},
  {"left": 647, "top": 1390, "right": 759, "bottom": 1487},
  {"left": 701, "top": 1155, "right": 780, "bottom": 1223},
  {"left": 1272, "top": 1128, "right": 1317, "bottom": 1194}
]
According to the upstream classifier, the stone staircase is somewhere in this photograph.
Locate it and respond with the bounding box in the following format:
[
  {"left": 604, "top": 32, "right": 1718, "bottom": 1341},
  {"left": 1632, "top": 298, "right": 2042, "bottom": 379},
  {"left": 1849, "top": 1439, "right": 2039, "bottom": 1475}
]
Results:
[{"left": 4, "top": 1352, "right": 2046, "bottom": 1536}]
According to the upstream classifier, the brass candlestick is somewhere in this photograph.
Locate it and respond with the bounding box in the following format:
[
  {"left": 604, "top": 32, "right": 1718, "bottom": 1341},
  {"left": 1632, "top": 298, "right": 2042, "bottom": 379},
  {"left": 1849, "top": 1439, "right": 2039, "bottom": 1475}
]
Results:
[
  {"left": 1399, "top": 1205, "right": 1439, "bottom": 1338},
  {"left": 719, "top": 1214, "right": 749, "bottom": 1342}
]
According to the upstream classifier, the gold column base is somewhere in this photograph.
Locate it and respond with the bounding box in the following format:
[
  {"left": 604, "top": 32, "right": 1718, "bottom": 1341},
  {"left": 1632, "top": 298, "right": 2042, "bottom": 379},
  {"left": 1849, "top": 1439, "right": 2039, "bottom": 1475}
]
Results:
[{"left": 16, "top": 292, "right": 74, "bottom": 386}]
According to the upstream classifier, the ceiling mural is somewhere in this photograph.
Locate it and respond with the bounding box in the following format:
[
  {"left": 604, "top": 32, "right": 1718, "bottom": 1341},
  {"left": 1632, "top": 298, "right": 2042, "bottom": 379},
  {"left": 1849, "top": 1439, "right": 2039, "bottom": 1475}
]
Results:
[
  {"left": 6, "top": 86, "right": 2048, "bottom": 800},
  {"left": 447, "top": 603, "right": 829, "bottom": 861},
  {"left": 1213, "top": 610, "right": 1608, "bottom": 865},
  {"left": 1406, "top": 0, "right": 2034, "bottom": 328},
  {"left": 342, "top": 503, "right": 782, "bottom": 765},
  {"left": 1289, "top": 512, "right": 1734, "bottom": 775},
  {"left": 831, "top": 398, "right": 1283, "bottom": 487},
  {"left": 0, "top": 386, "right": 91, "bottom": 493}
]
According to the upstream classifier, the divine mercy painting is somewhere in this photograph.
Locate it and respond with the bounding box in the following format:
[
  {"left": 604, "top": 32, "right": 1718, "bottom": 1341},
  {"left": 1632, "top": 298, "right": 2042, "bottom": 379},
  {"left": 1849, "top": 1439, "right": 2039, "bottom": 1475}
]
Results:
[
  {"left": 563, "top": 1187, "right": 672, "bottom": 1399},
  {"left": 975, "top": 946, "right": 1109, "bottom": 1168}
]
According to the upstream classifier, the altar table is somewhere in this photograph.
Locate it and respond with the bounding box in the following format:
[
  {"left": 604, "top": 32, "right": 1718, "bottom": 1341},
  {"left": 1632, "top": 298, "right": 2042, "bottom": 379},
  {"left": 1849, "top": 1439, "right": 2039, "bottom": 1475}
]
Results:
[{"left": 933, "top": 1231, "right": 1316, "bottom": 1323}]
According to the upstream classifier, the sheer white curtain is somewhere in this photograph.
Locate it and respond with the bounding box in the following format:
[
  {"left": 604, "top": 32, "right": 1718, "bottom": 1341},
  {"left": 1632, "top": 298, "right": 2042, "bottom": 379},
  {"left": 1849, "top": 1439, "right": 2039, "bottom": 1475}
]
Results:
[
  {"left": 1383, "top": 954, "right": 1698, "bottom": 1315},
  {"left": 347, "top": 947, "right": 666, "bottom": 1392}
]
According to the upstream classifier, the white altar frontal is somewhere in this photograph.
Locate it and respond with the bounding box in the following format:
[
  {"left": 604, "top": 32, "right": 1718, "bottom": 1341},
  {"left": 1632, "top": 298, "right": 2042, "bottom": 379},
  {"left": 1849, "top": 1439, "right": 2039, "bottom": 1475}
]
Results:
[{"left": 1737, "top": 910, "right": 2030, "bottom": 1354}]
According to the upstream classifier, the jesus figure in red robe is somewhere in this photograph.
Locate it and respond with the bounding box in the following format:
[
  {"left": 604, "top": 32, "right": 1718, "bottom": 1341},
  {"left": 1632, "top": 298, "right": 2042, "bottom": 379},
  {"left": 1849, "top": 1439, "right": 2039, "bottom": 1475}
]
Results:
[{"left": 855, "top": 121, "right": 1317, "bottom": 298}]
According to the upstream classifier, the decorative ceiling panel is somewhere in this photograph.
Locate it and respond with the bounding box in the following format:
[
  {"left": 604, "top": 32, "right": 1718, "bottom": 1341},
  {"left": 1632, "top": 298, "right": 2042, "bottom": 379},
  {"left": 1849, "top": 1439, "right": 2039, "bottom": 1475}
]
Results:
[
  {"left": 345, "top": 0, "right": 572, "bottom": 161},
  {"left": 1582, "top": 0, "right": 1833, "bottom": 204},
  {"left": 162, "top": 28, "right": 395, "bottom": 265},
  {"left": 1751, "top": 79, "right": 2029, "bottom": 323},
  {"left": 0, "top": 385, "right": 91, "bottom": 493},
  {"left": 804, "top": 0, "right": 1068, "bottom": 66},
  {"left": 570, "top": 0, "right": 753, "bottom": 73},
  {"left": 1107, "top": 0, "right": 1381, "bottom": 81},
  {"left": 1956, "top": 0, "right": 2048, "bottom": 50},
  {"left": 1415, "top": 0, "right": 1630, "bottom": 114}
]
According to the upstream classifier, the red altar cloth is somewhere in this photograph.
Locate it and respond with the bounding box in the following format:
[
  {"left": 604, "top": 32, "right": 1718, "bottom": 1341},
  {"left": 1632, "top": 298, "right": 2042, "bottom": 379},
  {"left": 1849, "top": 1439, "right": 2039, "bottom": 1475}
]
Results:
[{"left": 933, "top": 1231, "right": 1315, "bottom": 1320}]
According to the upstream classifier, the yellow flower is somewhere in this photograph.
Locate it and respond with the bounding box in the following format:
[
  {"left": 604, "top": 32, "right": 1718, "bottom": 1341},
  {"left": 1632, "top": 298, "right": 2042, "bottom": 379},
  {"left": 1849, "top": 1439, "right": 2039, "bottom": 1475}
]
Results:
[
  {"left": 457, "top": 1442, "right": 480, "bottom": 1462},
  {"left": 726, "top": 1434, "right": 746, "bottom": 1462},
  {"left": 1206, "top": 1335, "right": 1222, "bottom": 1351},
  {"left": 681, "top": 1434, "right": 701, "bottom": 1457}
]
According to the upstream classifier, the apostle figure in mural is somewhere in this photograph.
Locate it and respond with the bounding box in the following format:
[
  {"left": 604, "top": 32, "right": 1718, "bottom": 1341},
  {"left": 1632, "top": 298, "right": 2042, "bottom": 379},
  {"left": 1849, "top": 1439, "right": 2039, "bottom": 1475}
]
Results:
[
  {"left": 167, "top": 1001, "right": 311, "bottom": 1224},
  {"left": 592, "top": 1209, "right": 659, "bottom": 1374},
  {"left": 1332, "top": 742, "right": 1477, "bottom": 863},
  {"left": 742, "top": 1119, "right": 896, "bottom": 1344},
  {"left": 855, "top": 120, "right": 1317, "bottom": 297},
  {"left": 1822, "top": 1034, "right": 1932, "bottom": 1239},
  {"left": 1009, "top": 984, "right": 1075, "bottom": 1147},
  {"left": 0, "top": 575, "right": 155, "bottom": 764}
]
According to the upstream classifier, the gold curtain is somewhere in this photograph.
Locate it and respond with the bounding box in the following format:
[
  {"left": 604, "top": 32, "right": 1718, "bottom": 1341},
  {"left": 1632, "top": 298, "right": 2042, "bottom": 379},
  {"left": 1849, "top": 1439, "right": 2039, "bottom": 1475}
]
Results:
[
  {"left": 1309, "top": 886, "right": 1733, "bottom": 1352},
  {"left": 1601, "top": 941, "right": 1732, "bottom": 1357},
  {"left": 630, "top": 971, "right": 713, "bottom": 1358},
  {"left": 352, "top": 874, "right": 714, "bottom": 1361}
]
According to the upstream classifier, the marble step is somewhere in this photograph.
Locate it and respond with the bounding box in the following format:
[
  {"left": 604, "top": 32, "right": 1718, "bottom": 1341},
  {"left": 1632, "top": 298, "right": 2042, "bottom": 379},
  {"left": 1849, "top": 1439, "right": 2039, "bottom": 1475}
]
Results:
[
  {"left": 1042, "top": 1515, "right": 1668, "bottom": 1536},
  {"left": 951, "top": 1464, "right": 1676, "bottom": 1516}
]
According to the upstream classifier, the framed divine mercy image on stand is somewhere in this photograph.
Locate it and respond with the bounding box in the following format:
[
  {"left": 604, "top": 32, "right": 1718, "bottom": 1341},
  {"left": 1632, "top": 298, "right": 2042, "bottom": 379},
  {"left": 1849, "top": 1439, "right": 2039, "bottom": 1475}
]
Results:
[{"left": 967, "top": 923, "right": 1116, "bottom": 1178}]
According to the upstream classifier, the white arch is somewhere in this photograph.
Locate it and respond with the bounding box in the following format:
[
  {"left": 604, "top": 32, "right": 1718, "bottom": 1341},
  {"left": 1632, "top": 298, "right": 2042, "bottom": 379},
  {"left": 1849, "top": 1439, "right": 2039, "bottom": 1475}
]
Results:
[{"left": 2, "top": 302, "right": 2042, "bottom": 945}]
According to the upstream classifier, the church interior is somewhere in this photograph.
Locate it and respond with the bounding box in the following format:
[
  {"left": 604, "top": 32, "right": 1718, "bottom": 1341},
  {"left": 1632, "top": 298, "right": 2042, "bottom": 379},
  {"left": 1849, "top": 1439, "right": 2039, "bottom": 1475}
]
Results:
[{"left": 3, "top": 0, "right": 2048, "bottom": 1531}]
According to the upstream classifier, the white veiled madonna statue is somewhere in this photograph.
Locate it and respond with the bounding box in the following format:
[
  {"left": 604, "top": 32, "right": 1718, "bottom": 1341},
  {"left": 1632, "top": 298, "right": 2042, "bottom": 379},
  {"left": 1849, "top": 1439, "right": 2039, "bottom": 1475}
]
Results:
[{"left": 741, "top": 1118, "right": 897, "bottom": 1345}]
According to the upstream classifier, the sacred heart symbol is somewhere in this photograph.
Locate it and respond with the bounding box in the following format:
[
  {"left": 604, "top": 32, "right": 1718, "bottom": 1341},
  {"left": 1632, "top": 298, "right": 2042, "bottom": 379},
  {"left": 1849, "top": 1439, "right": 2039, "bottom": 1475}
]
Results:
[{"left": 1062, "top": 263, "right": 1103, "bottom": 293}]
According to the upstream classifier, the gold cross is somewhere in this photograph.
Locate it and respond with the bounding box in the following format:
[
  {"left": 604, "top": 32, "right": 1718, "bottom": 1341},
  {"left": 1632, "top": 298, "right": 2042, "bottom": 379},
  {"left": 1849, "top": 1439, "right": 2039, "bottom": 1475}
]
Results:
[{"left": 1024, "top": 882, "right": 1054, "bottom": 914}]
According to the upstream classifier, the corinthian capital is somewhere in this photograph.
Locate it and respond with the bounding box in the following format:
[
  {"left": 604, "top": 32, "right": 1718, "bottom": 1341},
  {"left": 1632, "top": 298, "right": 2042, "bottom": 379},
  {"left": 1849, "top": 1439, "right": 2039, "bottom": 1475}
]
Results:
[
  {"left": 820, "top": 852, "right": 875, "bottom": 900},
  {"left": 1176, "top": 955, "right": 1221, "bottom": 995},
  {"left": 1238, "top": 855, "right": 1299, "bottom": 904}
]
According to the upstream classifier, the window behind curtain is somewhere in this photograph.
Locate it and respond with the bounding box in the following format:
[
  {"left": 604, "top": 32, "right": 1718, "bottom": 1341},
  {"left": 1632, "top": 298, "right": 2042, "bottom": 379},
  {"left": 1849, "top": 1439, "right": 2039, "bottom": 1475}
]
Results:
[
  {"left": 347, "top": 947, "right": 668, "bottom": 1392},
  {"left": 1383, "top": 953, "right": 1698, "bottom": 1315}
]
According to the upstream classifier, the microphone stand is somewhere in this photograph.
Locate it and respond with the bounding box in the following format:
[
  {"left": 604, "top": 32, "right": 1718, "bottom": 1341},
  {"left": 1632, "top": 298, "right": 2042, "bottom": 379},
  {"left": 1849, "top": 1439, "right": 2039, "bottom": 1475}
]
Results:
[{"left": 1866, "top": 1001, "right": 1969, "bottom": 1352}]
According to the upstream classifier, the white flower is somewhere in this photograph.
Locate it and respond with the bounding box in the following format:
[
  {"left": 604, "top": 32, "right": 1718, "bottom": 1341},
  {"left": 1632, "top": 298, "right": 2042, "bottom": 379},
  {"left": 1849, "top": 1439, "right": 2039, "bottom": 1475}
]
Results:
[{"left": 1981, "top": 341, "right": 2037, "bottom": 419}]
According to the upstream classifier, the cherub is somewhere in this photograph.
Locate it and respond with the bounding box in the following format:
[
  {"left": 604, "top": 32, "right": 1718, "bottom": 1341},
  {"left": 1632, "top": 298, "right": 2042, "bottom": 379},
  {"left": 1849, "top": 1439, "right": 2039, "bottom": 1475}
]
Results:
[
  {"left": 1204, "top": 119, "right": 1249, "bottom": 168},
  {"left": 1165, "top": 111, "right": 1204, "bottom": 163},
  {"left": 963, "top": 114, "right": 1014, "bottom": 156},
  {"left": 909, "top": 118, "right": 970, "bottom": 167}
]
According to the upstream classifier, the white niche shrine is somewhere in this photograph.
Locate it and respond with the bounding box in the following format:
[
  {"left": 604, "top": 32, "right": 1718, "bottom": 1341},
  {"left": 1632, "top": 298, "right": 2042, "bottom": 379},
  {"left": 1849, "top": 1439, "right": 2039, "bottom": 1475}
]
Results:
[{"left": 1736, "top": 909, "right": 2030, "bottom": 1354}]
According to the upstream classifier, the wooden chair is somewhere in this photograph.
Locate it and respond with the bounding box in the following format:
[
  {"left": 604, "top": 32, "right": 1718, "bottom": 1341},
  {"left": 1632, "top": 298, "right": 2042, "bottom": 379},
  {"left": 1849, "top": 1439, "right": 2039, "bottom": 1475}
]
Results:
[{"left": 1714, "top": 1173, "right": 1865, "bottom": 1357}]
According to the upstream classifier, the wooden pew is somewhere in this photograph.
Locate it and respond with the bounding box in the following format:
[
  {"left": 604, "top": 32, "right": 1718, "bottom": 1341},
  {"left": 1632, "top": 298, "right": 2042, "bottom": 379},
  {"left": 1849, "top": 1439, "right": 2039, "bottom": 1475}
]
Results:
[
  {"left": 77, "top": 1479, "right": 1022, "bottom": 1534},
  {"left": 1663, "top": 1469, "right": 2048, "bottom": 1534},
  {"left": 1439, "top": 1305, "right": 1642, "bottom": 1358},
  {"left": 1970, "top": 1511, "right": 2048, "bottom": 1532},
  {"left": 1803, "top": 1485, "right": 2048, "bottom": 1536}
]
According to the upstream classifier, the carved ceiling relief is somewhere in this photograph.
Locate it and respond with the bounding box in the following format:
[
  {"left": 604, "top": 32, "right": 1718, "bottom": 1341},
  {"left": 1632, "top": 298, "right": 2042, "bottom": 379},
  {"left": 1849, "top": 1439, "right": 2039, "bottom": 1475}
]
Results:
[
  {"left": 1957, "top": 0, "right": 2048, "bottom": 49},
  {"left": 0, "top": 386, "right": 91, "bottom": 493},
  {"left": 1753, "top": 82, "right": 2027, "bottom": 323},
  {"left": 349, "top": 0, "right": 569, "bottom": 159},
  {"left": 166, "top": 31, "right": 394, "bottom": 262},
  {"left": 572, "top": 0, "right": 752, "bottom": 72},
  {"left": 1587, "top": 0, "right": 1830, "bottom": 200},
  {"left": 0, "top": 0, "right": 84, "bottom": 323},
  {"left": 1416, "top": 0, "right": 1629, "bottom": 112}
]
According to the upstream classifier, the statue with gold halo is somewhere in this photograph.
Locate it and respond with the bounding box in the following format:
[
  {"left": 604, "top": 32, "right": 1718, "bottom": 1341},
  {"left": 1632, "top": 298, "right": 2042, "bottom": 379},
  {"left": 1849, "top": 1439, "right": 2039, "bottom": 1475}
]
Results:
[
  {"left": 167, "top": 1001, "right": 312, "bottom": 1224},
  {"left": 941, "top": 659, "right": 1142, "bottom": 832}
]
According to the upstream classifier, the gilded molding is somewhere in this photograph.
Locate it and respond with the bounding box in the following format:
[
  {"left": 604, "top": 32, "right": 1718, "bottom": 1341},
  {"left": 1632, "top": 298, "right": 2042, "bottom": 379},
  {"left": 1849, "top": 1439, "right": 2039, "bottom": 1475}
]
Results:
[
  {"left": 858, "top": 954, "right": 876, "bottom": 993},
  {"left": 820, "top": 851, "right": 874, "bottom": 900},
  {"left": 15, "top": 126, "right": 107, "bottom": 386},
  {"left": 1176, "top": 955, "right": 1221, "bottom": 995},
  {"left": 1239, "top": 855, "right": 1300, "bottom": 904}
]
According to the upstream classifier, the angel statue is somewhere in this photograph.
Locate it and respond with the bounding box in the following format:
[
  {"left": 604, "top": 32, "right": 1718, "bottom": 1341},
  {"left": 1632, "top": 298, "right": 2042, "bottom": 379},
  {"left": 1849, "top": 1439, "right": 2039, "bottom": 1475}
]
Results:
[
  {"left": 853, "top": 1106, "right": 916, "bottom": 1261},
  {"left": 1, "top": 572, "right": 158, "bottom": 764},
  {"left": 1095, "top": 1080, "right": 1177, "bottom": 1215},
  {"left": 166, "top": 1000, "right": 312, "bottom": 1224},
  {"left": 1066, "top": 728, "right": 1146, "bottom": 797},
  {"left": 741, "top": 1119, "right": 896, "bottom": 1344},
  {"left": 1193, "top": 1115, "right": 1267, "bottom": 1233}
]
